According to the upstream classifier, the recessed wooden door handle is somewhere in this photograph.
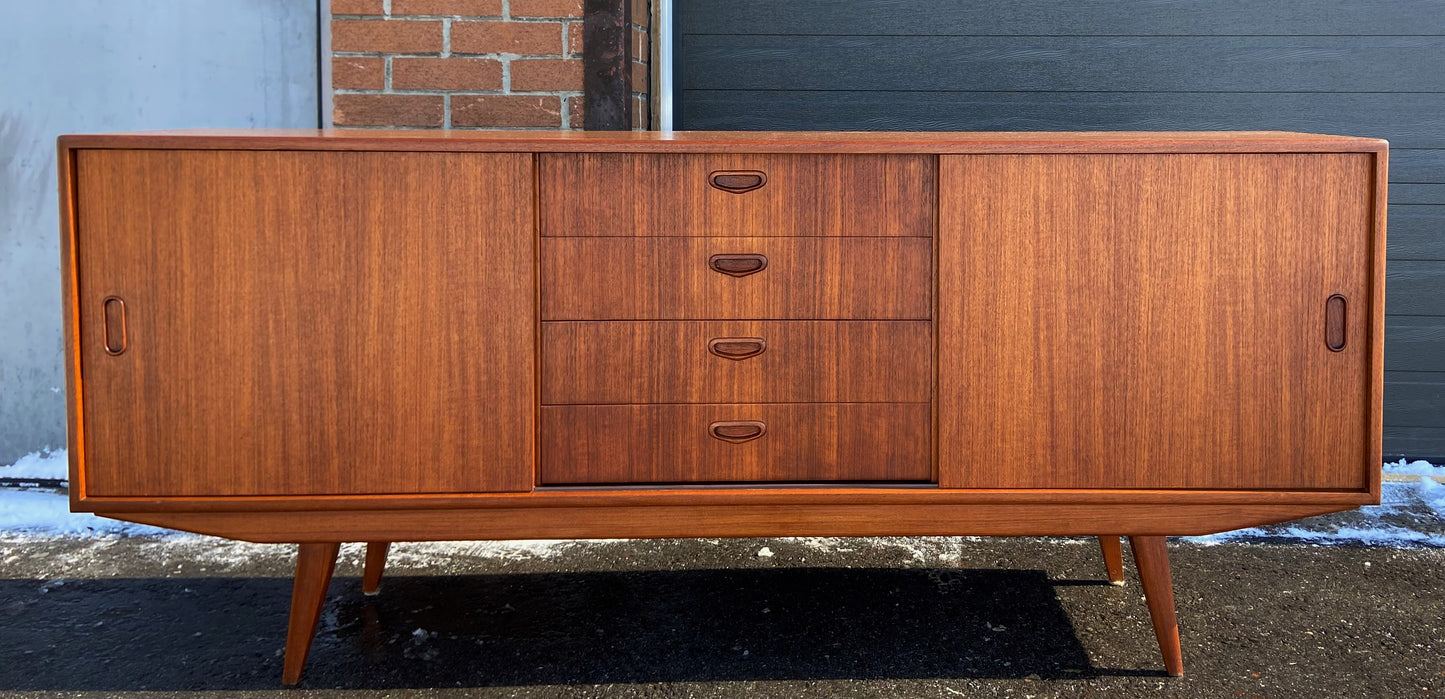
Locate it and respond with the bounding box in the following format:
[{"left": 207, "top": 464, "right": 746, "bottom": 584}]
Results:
[
  {"left": 708, "top": 170, "right": 767, "bottom": 194},
  {"left": 102, "top": 296, "right": 127, "bottom": 356},
  {"left": 709, "top": 420, "right": 767, "bottom": 443},
  {"left": 708, "top": 253, "right": 768, "bottom": 277},
  {"left": 708, "top": 337, "right": 766, "bottom": 360},
  {"left": 1325, "top": 294, "right": 1347, "bottom": 352}
]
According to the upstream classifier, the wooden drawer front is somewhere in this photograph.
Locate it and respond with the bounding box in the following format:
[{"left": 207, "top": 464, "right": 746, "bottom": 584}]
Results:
[
  {"left": 542, "top": 237, "right": 932, "bottom": 320},
  {"left": 541, "top": 404, "right": 932, "bottom": 484},
  {"left": 540, "top": 153, "right": 935, "bottom": 237},
  {"left": 543, "top": 321, "right": 931, "bottom": 404}
]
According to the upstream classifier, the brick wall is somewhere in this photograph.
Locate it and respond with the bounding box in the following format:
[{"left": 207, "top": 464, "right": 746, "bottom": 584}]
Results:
[{"left": 331, "top": 0, "right": 649, "bottom": 129}]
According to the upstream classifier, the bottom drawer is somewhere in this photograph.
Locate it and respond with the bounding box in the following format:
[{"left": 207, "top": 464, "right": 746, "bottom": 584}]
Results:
[{"left": 541, "top": 404, "right": 932, "bottom": 484}]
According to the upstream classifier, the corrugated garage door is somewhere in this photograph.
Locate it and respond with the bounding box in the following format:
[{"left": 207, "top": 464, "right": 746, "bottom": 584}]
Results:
[{"left": 679, "top": 0, "right": 1445, "bottom": 461}]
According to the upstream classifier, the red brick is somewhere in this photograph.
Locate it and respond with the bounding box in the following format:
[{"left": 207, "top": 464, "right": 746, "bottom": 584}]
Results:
[
  {"left": 333, "top": 94, "right": 444, "bottom": 127},
  {"left": 631, "top": 0, "right": 648, "bottom": 27},
  {"left": 633, "top": 94, "right": 649, "bottom": 129},
  {"left": 452, "top": 20, "right": 562, "bottom": 55},
  {"left": 331, "top": 0, "right": 384, "bottom": 15},
  {"left": 511, "top": 58, "right": 583, "bottom": 91},
  {"left": 393, "top": 57, "right": 503, "bottom": 90},
  {"left": 566, "top": 23, "right": 648, "bottom": 60},
  {"left": 568, "top": 95, "right": 585, "bottom": 129},
  {"left": 331, "top": 20, "right": 443, "bottom": 54},
  {"left": 453, "top": 95, "right": 562, "bottom": 127},
  {"left": 510, "top": 0, "right": 583, "bottom": 18},
  {"left": 391, "top": 0, "right": 502, "bottom": 16},
  {"left": 566, "top": 22, "right": 583, "bottom": 55},
  {"left": 632, "top": 26, "right": 648, "bottom": 60},
  {"left": 332, "top": 57, "right": 385, "bottom": 90},
  {"left": 631, "top": 60, "right": 648, "bottom": 92}
]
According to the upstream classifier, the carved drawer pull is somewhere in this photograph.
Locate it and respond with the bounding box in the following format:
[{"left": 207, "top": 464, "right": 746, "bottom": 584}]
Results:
[
  {"left": 708, "top": 337, "right": 767, "bottom": 360},
  {"left": 708, "top": 170, "right": 767, "bottom": 194},
  {"left": 102, "top": 296, "right": 128, "bottom": 356},
  {"left": 1325, "top": 294, "right": 1347, "bottom": 352},
  {"left": 709, "top": 420, "right": 767, "bottom": 443},
  {"left": 708, "top": 253, "right": 768, "bottom": 277}
]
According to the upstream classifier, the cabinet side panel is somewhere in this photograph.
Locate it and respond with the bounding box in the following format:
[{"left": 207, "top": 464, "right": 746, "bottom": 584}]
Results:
[
  {"left": 939, "top": 153, "right": 1373, "bottom": 490},
  {"left": 74, "top": 150, "right": 535, "bottom": 496}
]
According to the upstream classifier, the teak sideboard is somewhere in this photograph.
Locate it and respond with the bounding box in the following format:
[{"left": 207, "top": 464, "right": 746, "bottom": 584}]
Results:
[{"left": 57, "top": 130, "right": 1387, "bottom": 684}]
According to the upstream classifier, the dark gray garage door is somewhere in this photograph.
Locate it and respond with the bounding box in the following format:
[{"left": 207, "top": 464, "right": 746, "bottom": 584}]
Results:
[{"left": 679, "top": 0, "right": 1445, "bottom": 461}]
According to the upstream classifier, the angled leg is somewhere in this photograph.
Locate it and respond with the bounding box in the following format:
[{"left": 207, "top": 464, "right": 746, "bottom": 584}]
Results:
[
  {"left": 1129, "top": 535, "right": 1183, "bottom": 677},
  {"left": 362, "top": 541, "right": 391, "bottom": 595},
  {"left": 282, "top": 542, "right": 341, "bottom": 686},
  {"left": 1098, "top": 536, "right": 1126, "bottom": 585}
]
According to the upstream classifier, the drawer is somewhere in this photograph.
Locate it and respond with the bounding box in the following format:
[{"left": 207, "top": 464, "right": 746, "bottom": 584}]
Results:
[
  {"left": 542, "top": 321, "right": 931, "bottom": 404},
  {"left": 540, "top": 403, "right": 932, "bottom": 484},
  {"left": 540, "top": 153, "right": 935, "bottom": 237},
  {"left": 541, "top": 237, "right": 932, "bottom": 320}
]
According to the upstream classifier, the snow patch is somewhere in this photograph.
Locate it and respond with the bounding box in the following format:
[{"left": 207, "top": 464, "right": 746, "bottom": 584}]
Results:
[
  {"left": 1384, "top": 458, "right": 1444, "bottom": 477},
  {"left": 0, "top": 489, "right": 172, "bottom": 536},
  {"left": 383, "top": 540, "right": 592, "bottom": 564},
  {"left": 0, "top": 449, "right": 68, "bottom": 481},
  {"left": 1185, "top": 477, "right": 1445, "bottom": 547}
]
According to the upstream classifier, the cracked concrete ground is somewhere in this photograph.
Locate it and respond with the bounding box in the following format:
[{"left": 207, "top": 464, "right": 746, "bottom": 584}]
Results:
[{"left": 0, "top": 524, "right": 1442, "bottom": 698}]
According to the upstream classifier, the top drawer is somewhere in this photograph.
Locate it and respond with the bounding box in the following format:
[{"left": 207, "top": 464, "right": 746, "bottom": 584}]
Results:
[{"left": 540, "top": 154, "right": 935, "bottom": 237}]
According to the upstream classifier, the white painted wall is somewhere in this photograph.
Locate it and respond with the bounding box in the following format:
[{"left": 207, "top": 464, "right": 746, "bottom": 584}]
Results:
[{"left": 0, "top": 0, "right": 320, "bottom": 464}]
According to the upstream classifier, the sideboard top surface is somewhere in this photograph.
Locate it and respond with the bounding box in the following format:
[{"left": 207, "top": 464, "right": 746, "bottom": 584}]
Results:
[{"left": 57, "top": 129, "right": 1388, "bottom": 154}]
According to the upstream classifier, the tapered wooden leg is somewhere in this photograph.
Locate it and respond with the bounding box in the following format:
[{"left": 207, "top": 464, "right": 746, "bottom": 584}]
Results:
[
  {"left": 362, "top": 541, "right": 390, "bottom": 596},
  {"left": 1098, "top": 536, "right": 1126, "bottom": 585},
  {"left": 1129, "top": 535, "right": 1184, "bottom": 677},
  {"left": 282, "top": 542, "right": 341, "bottom": 686}
]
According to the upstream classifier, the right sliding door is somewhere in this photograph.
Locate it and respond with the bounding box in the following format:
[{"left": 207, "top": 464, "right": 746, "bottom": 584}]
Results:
[{"left": 939, "top": 153, "right": 1377, "bottom": 490}]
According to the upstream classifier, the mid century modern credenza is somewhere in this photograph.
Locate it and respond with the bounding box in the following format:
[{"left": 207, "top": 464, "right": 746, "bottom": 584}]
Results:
[{"left": 57, "top": 130, "right": 1387, "bottom": 683}]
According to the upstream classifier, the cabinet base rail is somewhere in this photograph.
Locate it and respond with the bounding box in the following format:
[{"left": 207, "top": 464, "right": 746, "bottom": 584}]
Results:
[{"left": 279, "top": 535, "right": 1183, "bottom": 685}]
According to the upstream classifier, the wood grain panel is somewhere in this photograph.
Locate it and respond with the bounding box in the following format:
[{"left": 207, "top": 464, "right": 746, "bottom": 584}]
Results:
[
  {"left": 1386, "top": 206, "right": 1445, "bottom": 260},
  {"left": 1385, "top": 317, "right": 1445, "bottom": 372},
  {"left": 1391, "top": 184, "right": 1445, "bottom": 205},
  {"left": 682, "top": 0, "right": 1445, "bottom": 36},
  {"left": 1385, "top": 261, "right": 1445, "bottom": 314},
  {"left": 680, "top": 92, "right": 1442, "bottom": 149},
  {"left": 1384, "top": 371, "right": 1445, "bottom": 428},
  {"left": 541, "top": 404, "right": 931, "bottom": 484},
  {"left": 73, "top": 150, "right": 536, "bottom": 496},
  {"left": 541, "top": 321, "right": 930, "bottom": 404},
  {"left": 541, "top": 237, "right": 932, "bottom": 319},
  {"left": 60, "top": 131, "right": 1386, "bottom": 155},
  {"left": 939, "top": 153, "right": 1377, "bottom": 490},
  {"left": 1384, "top": 426, "right": 1445, "bottom": 460},
  {"left": 686, "top": 36, "right": 1445, "bottom": 92},
  {"left": 540, "top": 153, "right": 934, "bottom": 237},
  {"left": 117, "top": 502, "right": 1357, "bottom": 543},
  {"left": 1391, "top": 149, "right": 1445, "bottom": 184}
]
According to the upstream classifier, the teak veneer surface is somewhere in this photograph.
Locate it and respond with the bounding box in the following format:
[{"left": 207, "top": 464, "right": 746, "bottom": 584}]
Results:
[
  {"left": 59, "top": 130, "right": 1388, "bottom": 154},
  {"left": 541, "top": 403, "right": 932, "bottom": 484},
  {"left": 59, "top": 130, "right": 1387, "bottom": 685},
  {"left": 71, "top": 487, "right": 1376, "bottom": 514},
  {"left": 118, "top": 503, "right": 1356, "bottom": 543},
  {"left": 542, "top": 237, "right": 932, "bottom": 320},
  {"left": 541, "top": 321, "right": 932, "bottom": 404},
  {"left": 940, "top": 153, "right": 1376, "bottom": 491},
  {"left": 72, "top": 150, "right": 535, "bottom": 497},
  {"left": 540, "top": 153, "right": 935, "bottom": 237}
]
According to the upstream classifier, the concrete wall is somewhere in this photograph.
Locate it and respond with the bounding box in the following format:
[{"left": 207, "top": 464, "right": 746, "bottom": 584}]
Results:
[{"left": 0, "top": 1, "right": 320, "bottom": 465}]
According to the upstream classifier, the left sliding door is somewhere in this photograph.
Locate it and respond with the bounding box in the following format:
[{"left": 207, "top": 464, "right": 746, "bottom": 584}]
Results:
[{"left": 69, "top": 150, "right": 536, "bottom": 497}]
